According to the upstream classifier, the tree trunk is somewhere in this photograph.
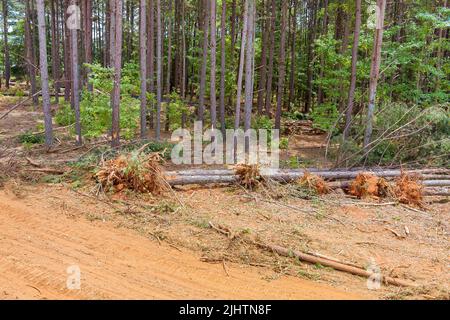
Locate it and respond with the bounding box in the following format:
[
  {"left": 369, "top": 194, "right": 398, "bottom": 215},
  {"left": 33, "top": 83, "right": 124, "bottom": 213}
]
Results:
[
  {"left": 2, "top": 0, "right": 10, "bottom": 88},
  {"left": 198, "top": 0, "right": 209, "bottom": 123},
  {"left": 234, "top": 0, "right": 249, "bottom": 130},
  {"left": 317, "top": 0, "right": 329, "bottom": 106},
  {"left": 139, "top": 0, "right": 147, "bottom": 138},
  {"left": 210, "top": 0, "right": 217, "bottom": 129},
  {"left": 244, "top": 0, "right": 255, "bottom": 153},
  {"left": 363, "top": 0, "right": 387, "bottom": 150},
  {"left": 264, "top": 0, "right": 276, "bottom": 117},
  {"left": 256, "top": 0, "right": 269, "bottom": 115},
  {"left": 50, "top": 0, "right": 61, "bottom": 103},
  {"left": 109, "top": 0, "right": 116, "bottom": 70},
  {"left": 84, "top": 0, "right": 93, "bottom": 91},
  {"left": 230, "top": 0, "right": 236, "bottom": 48},
  {"left": 287, "top": 0, "right": 297, "bottom": 110},
  {"left": 70, "top": 0, "right": 82, "bottom": 145},
  {"left": 111, "top": 0, "right": 123, "bottom": 147},
  {"left": 155, "top": 0, "right": 162, "bottom": 140},
  {"left": 63, "top": 0, "right": 72, "bottom": 103},
  {"left": 147, "top": 0, "right": 155, "bottom": 128},
  {"left": 219, "top": 0, "right": 226, "bottom": 136},
  {"left": 25, "top": 0, "right": 38, "bottom": 106},
  {"left": 36, "top": 0, "right": 54, "bottom": 146},
  {"left": 304, "top": 0, "right": 317, "bottom": 114},
  {"left": 165, "top": 0, "right": 172, "bottom": 94},
  {"left": 343, "top": 0, "right": 362, "bottom": 140},
  {"left": 275, "top": 0, "right": 288, "bottom": 130}
]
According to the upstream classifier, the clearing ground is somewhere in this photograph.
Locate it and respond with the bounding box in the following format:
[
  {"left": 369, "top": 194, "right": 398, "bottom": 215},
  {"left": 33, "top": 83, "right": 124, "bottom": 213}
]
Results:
[
  {"left": 0, "top": 99, "right": 449, "bottom": 300},
  {"left": 0, "top": 188, "right": 363, "bottom": 300}
]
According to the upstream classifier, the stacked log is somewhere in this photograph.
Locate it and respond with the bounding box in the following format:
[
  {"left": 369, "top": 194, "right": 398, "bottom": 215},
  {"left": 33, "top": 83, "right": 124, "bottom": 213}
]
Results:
[{"left": 165, "top": 168, "right": 450, "bottom": 196}]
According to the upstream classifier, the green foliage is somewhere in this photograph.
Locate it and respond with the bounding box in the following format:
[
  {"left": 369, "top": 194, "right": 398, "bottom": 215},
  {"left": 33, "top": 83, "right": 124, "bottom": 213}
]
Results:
[
  {"left": 283, "top": 110, "right": 308, "bottom": 121},
  {"left": 72, "top": 140, "right": 175, "bottom": 170},
  {"left": 18, "top": 131, "right": 44, "bottom": 145},
  {"left": 167, "top": 92, "right": 188, "bottom": 130},
  {"left": 310, "top": 103, "right": 339, "bottom": 132},
  {"left": 338, "top": 103, "right": 450, "bottom": 167},
  {"left": 251, "top": 115, "right": 274, "bottom": 131},
  {"left": 280, "top": 137, "right": 289, "bottom": 150},
  {"left": 55, "top": 63, "right": 142, "bottom": 139}
]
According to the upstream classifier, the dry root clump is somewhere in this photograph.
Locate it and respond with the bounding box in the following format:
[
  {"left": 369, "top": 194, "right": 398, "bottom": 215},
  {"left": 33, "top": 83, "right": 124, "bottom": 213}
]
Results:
[
  {"left": 234, "top": 164, "right": 265, "bottom": 189},
  {"left": 297, "top": 172, "right": 330, "bottom": 195},
  {"left": 393, "top": 174, "right": 424, "bottom": 207},
  {"left": 0, "top": 154, "right": 21, "bottom": 187},
  {"left": 349, "top": 173, "right": 390, "bottom": 199},
  {"left": 95, "top": 151, "right": 168, "bottom": 194}
]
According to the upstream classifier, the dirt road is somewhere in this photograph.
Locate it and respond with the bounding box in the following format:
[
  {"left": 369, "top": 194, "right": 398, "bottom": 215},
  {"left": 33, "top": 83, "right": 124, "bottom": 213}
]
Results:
[{"left": 0, "top": 190, "right": 364, "bottom": 300}]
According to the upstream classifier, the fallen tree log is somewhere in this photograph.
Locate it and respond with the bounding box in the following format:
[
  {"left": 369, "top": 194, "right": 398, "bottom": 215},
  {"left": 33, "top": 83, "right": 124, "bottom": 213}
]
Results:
[
  {"left": 207, "top": 221, "right": 414, "bottom": 287},
  {"left": 23, "top": 168, "right": 66, "bottom": 174},
  {"left": 168, "top": 168, "right": 449, "bottom": 180},
  {"left": 257, "top": 243, "right": 414, "bottom": 287},
  {"left": 167, "top": 172, "right": 450, "bottom": 188},
  {"left": 167, "top": 175, "right": 237, "bottom": 186},
  {"left": 0, "top": 90, "right": 42, "bottom": 120},
  {"left": 424, "top": 188, "right": 450, "bottom": 196},
  {"left": 328, "top": 180, "right": 450, "bottom": 189}
]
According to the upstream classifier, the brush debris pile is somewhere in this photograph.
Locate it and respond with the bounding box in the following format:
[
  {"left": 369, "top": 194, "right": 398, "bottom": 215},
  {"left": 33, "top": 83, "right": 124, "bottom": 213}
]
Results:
[
  {"left": 297, "top": 172, "right": 330, "bottom": 195},
  {"left": 349, "top": 173, "right": 390, "bottom": 199},
  {"left": 95, "top": 151, "right": 168, "bottom": 194},
  {"left": 393, "top": 174, "right": 424, "bottom": 207},
  {"left": 234, "top": 164, "right": 265, "bottom": 189}
]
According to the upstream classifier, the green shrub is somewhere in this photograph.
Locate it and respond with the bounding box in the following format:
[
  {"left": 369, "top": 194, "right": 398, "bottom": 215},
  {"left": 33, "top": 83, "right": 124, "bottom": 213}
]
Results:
[
  {"left": 167, "top": 92, "right": 188, "bottom": 130},
  {"left": 18, "top": 131, "right": 45, "bottom": 145},
  {"left": 55, "top": 63, "right": 142, "bottom": 140},
  {"left": 310, "top": 103, "right": 339, "bottom": 132},
  {"left": 280, "top": 137, "right": 289, "bottom": 150},
  {"left": 337, "top": 103, "right": 450, "bottom": 167}
]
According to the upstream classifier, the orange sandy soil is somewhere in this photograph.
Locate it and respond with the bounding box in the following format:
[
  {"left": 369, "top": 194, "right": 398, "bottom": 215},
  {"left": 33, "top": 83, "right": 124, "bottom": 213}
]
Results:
[
  {"left": 0, "top": 187, "right": 366, "bottom": 300},
  {"left": 0, "top": 97, "right": 449, "bottom": 300}
]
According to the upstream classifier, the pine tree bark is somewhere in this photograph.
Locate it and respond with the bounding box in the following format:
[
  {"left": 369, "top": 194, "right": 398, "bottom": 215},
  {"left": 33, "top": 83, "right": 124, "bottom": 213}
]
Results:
[
  {"left": 70, "top": 0, "right": 82, "bottom": 145},
  {"left": 304, "top": 0, "right": 317, "bottom": 114},
  {"left": 287, "top": 0, "right": 297, "bottom": 111},
  {"left": 50, "top": 0, "right": 61, "bottom": 103},
  {"left": 36, "top": 0, "right": 54, "bottom": 146},
  {"left": 2, "top": 0, "right": 10, "bottom": 88},
  {"left": 256, "top": 0, "right": 269, "bottom": 115},
  {"left": 25, "top": 0, "right": 38, "bottom": 106},
  {"left": 275, "top": 0, "right": 288, "bottom": 130},
  {"left": 264, "top": 0, "right": 276, "bottom": 117},
  {"left": 234, "top": 0, "right": 249, "bottom": 130},
  {"left": 363, "top": 0, "right": 386, "bottom": 150},
  {"left": 84, "top": 0, "right": 93, "bottom": 91},
  {"left": 244, "top": 0, "right": 255, "bottom": 152},
  {"left": 109, "top": 0, "right": 116, "bottom": 70},
  {"left": 165, "top": 0, "right": 172, "bottom": 94},
  {"left": 198, "top": 0, "right": 209, "bottom": 123},
  {"left": 105, "top": 0, "right": 111, "bottom": 66},
  {"left": 210, "top": 0, "right": 217, "bottom": 129},
  {"left": 343, "top": 0, "right": 362, "bottom": 140},
  {"left": 317, "top": 0, "right": 329, "bottom": 106},
  {"left": 147, "top": 0, "right": 155, "bottom": 128},
  {"left": 139, "top": 0, "right": 147, "bottom": 138},
  {"left": 155, "top": 0, "right": 162, "bottom": 140},
  {"left": 219, "top": 0, "right": 226, "bottom": 136},
  {"left": 111, "top": 0, "right": 123, "bottom": 147}
]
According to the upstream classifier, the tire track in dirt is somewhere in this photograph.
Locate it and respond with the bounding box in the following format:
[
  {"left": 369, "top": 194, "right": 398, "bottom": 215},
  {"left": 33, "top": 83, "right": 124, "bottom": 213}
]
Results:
[{"left": 0, "top": 191, "right": 366, "bottom": 299}]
